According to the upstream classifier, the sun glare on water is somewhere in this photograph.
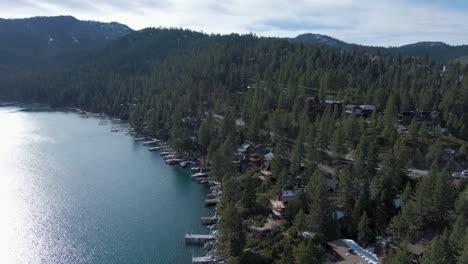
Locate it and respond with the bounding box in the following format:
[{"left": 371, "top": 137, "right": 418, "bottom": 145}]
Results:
[{"left": 0, "top": 108, "right": 40, "bottom": 263}]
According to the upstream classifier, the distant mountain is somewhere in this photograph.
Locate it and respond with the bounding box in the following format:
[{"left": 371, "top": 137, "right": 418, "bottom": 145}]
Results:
[
  {"left": 287, "top": 33, "right": 351, "bottom": 48},
  {"left": 78, "top": 28, "right": 205, "bottom": 74},
  {"left": 0, "top": 16, "right": 132, "bottom": 68},
  {"left": 288, "top": 34, "right": 468, "bottom": 63},
  {"left": 389, "top": 42, "right": 468, "bottom": 63}
]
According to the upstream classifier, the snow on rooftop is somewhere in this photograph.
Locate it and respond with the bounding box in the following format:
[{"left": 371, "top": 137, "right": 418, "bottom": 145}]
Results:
[{"left": 342, "top": 239, "right": 381, "bottom": 264}]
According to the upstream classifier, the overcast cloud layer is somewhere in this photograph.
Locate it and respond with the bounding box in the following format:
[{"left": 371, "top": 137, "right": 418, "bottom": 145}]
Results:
[{"left": 1, "top": 0, "right": 467, "bottom": 46}]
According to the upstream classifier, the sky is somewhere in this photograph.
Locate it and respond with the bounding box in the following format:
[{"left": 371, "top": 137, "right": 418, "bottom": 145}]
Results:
[{"left": 1, "top": 0, "right": 468, "bottom": 47}]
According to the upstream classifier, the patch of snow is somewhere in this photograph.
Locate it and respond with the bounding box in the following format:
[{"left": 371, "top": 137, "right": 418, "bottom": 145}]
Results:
[{"left": 407, "top": 168, "right": 429, "bottom": 178}]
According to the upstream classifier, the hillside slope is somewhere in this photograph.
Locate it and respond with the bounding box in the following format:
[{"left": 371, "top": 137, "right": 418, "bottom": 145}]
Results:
[{"left": 0, "top": 16, "right": 132, "bottom": 68}]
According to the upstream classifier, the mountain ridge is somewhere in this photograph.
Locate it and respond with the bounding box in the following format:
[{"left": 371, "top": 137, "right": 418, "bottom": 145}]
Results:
[
  {"left": 1, "top": 15, "right": 468, "bottom": 67},
  {"left": 287, "top": 33, "right": 468, "bottom": 63},
  {"left": 0, "top": 15, "right": 133, "bottom": 68}
]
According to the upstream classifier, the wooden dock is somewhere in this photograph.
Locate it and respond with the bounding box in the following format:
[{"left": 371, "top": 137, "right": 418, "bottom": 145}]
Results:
[
  {"left": 204, "top": 198, "right": 219, "bottom": 206},
  {"left": 192, "top": 256, "right": 217, "bottom": 264},
  {"left": 185, "top": 234, "right": 215, "bottom": 245},
  {"left": 201, "top": 216, "right": 218, "bottom": 225},
  {"left": 206, "top": 193, "right": 217, "bottom": 199},
  {"left": 192, "top": 172, "right": 209, "bottom": 179}
]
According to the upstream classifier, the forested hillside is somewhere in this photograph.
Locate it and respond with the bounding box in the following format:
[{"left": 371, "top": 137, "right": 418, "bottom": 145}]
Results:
[
  {"left": 1, "top": 27, "right": 467, "bottom": 264},
  {"left": 0, "top": 16, "right": 132, "bottom": 69},
  {"left": 3, "top": 28, "right": 467, "bottom": 140}
]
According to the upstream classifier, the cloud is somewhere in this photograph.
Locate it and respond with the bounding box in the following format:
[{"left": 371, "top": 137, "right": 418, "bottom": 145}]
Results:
[{"left": 0, "top": 0, "right": 467, "bottom": 46}]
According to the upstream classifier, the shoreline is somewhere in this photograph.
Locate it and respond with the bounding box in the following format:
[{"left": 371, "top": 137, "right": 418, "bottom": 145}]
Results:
[{"left": 71, "top": 105, "right": 222, "bottom": 261}]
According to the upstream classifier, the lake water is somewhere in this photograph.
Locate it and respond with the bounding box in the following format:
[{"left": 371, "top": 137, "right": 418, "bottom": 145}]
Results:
[{"left": 0, "top": 106, "right": 211, "bottom": 264}]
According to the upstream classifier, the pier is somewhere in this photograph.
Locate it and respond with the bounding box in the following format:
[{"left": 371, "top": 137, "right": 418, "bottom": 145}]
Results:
[
  {"left": 206, "top": 193, "right": 217, "bottom": 199},
  {"left": 142, "top": 140, "right": 158, "bottom": 146},
  {"left": 192, "top": 172, "right": 209, "bottom": 179},
  {"left": 185, "top": 234, "right": 215, "bottom": 245},
  {"left": 201, "top": 216, "right": 218, "bottom": 225},
  {"left": 204, "top": 198, "right": 219, "bottom": 206},
  {"left": 192, "top": 256, "right": 218, "bottom": 264}
]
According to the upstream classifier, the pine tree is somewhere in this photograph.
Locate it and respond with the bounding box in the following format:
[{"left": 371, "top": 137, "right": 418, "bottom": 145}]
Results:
[
  {"left": 294, "top": 209, "right": 307, "bottom": 233},
  {"left": 277, "top": 239, "right": 295, "bottom": 264},
  {"left": 418, "top": 123, "right": 430, "bottom": 138},
  {"left": 383, "top": 94, "right": 398, "bottom": 140},
  {"left": 421, "top": 231, "right": 455, "bottom": 264},
  {"left": 198, "top": 118, "right": 211, "bottom": 162},
  {"left": 400, "top": 182, "right": 412, "bottom": 208},
  {"left": 305, "top": 128, "right": 319, "bottom": 176},
  {"left": 293, "top": 239, "right": 325, "bottom": 264},
  {"left": 211, "top": 136, "right": 236, "bottom": 180},
  {"left": 338, "top": 168, "right": 356, "bottom": 217},
  {"left": 393, "top": 136, "right": 409, "bottom": 168},
  {"left": 315, "top": 107, "right": 332, "bottom": 149},
  {"left": 219, "top": 202, "right": 246, "bottom": 257},
  {"left": 390, "top": 200, "right": 419, "bottom": 239},
  {"left": 222, "top": 108, "right": 236, "bottom": 141},
  {"left": 331, "top": 121, "right": 346, "bottom": 160},
  {"left": 271, "top": 140, "right": 287, "bottom": 177},
  {"left": 221, "top": 176, "right": 238, "bottom": 210},
  {"left": 386, "top": 241, "right": 412, "bottom": 264},
  {"left": 291, "top": 127, "right": 306, "bottom": 176},
  {"left": 455, "top": 187, "right": 468, "bottom": 219},
  {"left": 277, "top": 168, "right": 290, "bottom": 191},
  {"left": 357, "top": 212, "right": 371, "bottom": 246},
  {"left": 219, "top": 176, "right": 245, "bottom": 257},
  {"left": 450, "top": 215, "right": 467, "bottom": 257},
  {"left": 241, "top": 174, "right": 257, "bottom": 210},
  {"left": 458, "top": 231, "right": 468, "bottom": 264},
  {"left": 408, "top": 117, "right": 418, "bottom": 138},
  {"left": 306, "top": 170, "right": 331, "bottom": 235},
  {"left": 378, "top": 151, "right": 404, "bottom": 198},
  {"left": 247, "top": 115, "right": 261, "bottom": 143},
  {"left": 431, "top": 169, "right": 455, "bottom": 226},
  {"left": 344, "top": 114, "right": 360, "bottom": 147}
]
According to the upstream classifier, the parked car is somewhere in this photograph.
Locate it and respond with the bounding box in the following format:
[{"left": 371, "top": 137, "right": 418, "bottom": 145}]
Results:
[{"left": 452, "top": 170, "right": 468, "bottom": 179}]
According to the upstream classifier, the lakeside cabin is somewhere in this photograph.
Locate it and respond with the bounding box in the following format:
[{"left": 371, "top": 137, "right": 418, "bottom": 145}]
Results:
[
  {"left": 345, "top": 104, "right": 376, "bottom": 117},
  {"left": 270, "top": 189, "right": 302, "bottom": 219},
  {"left": 306, "top": 98, "right": 343, "bottom": 112},
  {"left": 399, "top": 110, "right": 441, "bottom": 127},
  {"left": 270, "top": 199, "right": 286, "bottom": 220},
  {"left": 237, "top": 142, "right": 274, "bottom": 173}
]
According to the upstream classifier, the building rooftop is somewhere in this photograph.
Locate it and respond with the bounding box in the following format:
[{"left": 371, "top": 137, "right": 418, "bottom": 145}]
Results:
[
  {"left": 327, "top": 239, "right": 381, "bottom": 264},
  {"left": 264, "top": 152, "right": 274, "bottom": 161}
]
